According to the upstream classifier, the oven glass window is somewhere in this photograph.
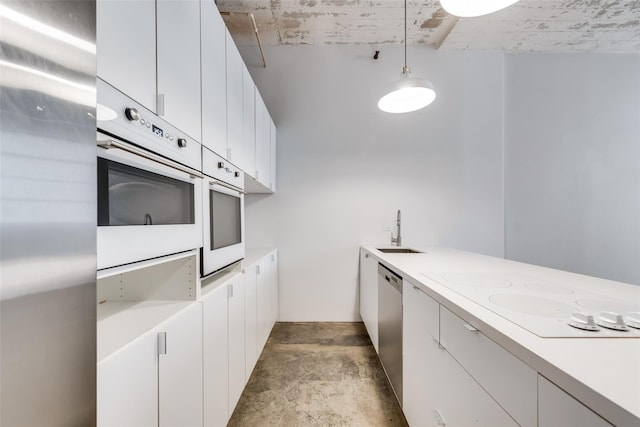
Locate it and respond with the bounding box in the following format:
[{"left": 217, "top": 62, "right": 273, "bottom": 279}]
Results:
[
  {"left": 98, "top": 158, "right": 194, "bottom": 226},
  {"left": 210, "top": 190, "right": 241, "bottom": 249}
]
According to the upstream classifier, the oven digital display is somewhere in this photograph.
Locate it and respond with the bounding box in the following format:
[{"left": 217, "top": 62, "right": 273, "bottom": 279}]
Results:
[{"left": 152, "top": 124, "right": 163, "bottom": 137}]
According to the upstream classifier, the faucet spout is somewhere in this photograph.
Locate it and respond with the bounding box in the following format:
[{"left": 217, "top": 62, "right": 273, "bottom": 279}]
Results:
[
  {"left": 396, "top": 209, "right": 401, "bottom": 247},
  {"left": 391, "top": 209, "right": 402, "bottom": 246}
]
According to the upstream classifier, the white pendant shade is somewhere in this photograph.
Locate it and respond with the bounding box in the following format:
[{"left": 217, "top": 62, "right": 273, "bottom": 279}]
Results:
[
  {"left": 378, "top": 75, "right": 436, "bottom": 114},
  {"left": 440, "top": 0, "right": 520, "bottom": 17}
]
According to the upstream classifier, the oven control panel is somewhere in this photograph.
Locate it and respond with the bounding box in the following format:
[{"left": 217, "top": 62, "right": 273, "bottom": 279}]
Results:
[
  {"left": 97, "top": 79, "right": 201, "bottom": 172},
  {"left": 202, "top": 146, "right": 244, "bottom": 191}
]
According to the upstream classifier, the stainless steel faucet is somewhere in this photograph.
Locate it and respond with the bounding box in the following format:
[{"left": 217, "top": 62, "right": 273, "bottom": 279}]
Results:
[{"left": 391, "top": 209, "right": 401, "bottom": 246}]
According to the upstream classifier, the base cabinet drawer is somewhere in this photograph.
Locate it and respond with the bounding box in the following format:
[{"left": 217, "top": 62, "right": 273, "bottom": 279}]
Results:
[
  {"left": 404, "top": 327, "right": 519, "bottom": 427},
  {"left": 538, "top": 376, "right": 613, "bottom": 427},
  {"left": 440, "top": 306, "right": 537, "bottom": 427}
]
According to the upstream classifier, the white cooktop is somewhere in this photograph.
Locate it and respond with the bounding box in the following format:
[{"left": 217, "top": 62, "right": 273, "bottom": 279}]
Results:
[{"left": 420, "top": 271, "right": 640, "bottom": 338}]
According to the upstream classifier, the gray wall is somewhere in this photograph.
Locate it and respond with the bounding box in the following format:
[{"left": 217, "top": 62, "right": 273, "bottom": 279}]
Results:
[
  {"left": 244, "top": 46, "right": 505, "bottom": 321},
  {"left": 504, "top": 54, "right": 640, "bottom": 285}
]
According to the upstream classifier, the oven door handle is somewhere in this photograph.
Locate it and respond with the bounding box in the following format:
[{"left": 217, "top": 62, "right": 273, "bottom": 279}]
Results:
[
  {"left": 98, "top": 138, "right": 204, "bottom": 179},
  {"left": 208, "top": 180, "right": 245, "bottom": 195}
]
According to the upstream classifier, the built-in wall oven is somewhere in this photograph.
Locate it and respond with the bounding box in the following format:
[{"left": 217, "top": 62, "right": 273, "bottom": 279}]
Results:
[
  {"left": 96, "top": 79, "right": 203, "bottom": 270},
  {"left": 201, "top": 147, "right": 245, "bottom": 277}
]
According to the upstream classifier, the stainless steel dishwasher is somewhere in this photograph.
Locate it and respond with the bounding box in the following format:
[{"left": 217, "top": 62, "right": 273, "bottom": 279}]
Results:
[{"left": 378, "top": 263, "right": 403, "bottom": 405}]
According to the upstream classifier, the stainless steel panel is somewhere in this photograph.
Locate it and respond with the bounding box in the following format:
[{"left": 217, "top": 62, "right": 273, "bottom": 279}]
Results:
[
  {"left": 0, "top": 1, "right": 97, "bottom": 425},
  {"left": 378, "top": 264, "right": 403, "bottom": 405}
]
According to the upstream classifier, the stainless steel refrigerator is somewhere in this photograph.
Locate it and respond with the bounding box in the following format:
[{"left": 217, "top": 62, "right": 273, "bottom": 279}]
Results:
[{"left": 0, "top": 1, "right": 97, "bottom": 425}]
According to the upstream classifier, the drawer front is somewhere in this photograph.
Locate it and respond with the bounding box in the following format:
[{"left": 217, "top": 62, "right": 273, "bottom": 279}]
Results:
[
  {"left": 405, "top": 327, "right": 519, "bottom": 427},
  {"left": 538, "top": 376, "right": 613, "bottom": 427},
  {"left": 403, "top": 280, "right": 439, "bottom": 341},
  {"left": 440, "top": 306, "right": 538, "bottom": 427}
]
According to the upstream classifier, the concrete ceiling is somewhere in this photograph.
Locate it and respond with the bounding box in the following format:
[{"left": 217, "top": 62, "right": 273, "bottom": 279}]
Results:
[{"left": 216, "top": 0, "right": 640, "bottom": 52}]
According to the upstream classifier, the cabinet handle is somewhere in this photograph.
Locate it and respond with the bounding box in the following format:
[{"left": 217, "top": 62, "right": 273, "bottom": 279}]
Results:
[
  {"left": 433, "top": 409, "right": 446, "bottom": 426},
  {"left": 256, "top": 265, "right": 261, "bottom": 275},
  {"left": 157, "top": 93, "right": 165, "bottom": 116},
  {"left": 463, "top": 323, "right": 478, "bottom": 332},
  {"left": 365, "top": 253, "right": 369, "bottom": 258},
  {"left": 228, "top": 283, "right": 234, "bottom": 298},
  {"left": 157, "top": 332, "right": 167, "bottom": 355}
]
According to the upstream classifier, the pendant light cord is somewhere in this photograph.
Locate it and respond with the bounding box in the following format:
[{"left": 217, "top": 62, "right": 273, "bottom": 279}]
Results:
[{"left": 404, "top": 0, "right": 407, "bottom": 69}]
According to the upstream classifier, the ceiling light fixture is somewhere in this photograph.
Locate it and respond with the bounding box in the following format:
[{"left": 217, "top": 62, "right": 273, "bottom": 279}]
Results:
[
  {"left": 378, "top": 0, "right": 436, "bottom": 114},
  {"left": 439, "top": 0, "right": 520, "bottom": 17}
]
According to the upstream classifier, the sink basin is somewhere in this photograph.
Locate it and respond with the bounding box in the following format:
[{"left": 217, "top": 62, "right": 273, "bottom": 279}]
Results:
[{"left": 377, "top": 248, "right": 423, "bottom": 254}]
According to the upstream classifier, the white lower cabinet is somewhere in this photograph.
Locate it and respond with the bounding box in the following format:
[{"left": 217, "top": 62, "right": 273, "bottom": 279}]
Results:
[
  {"left": 202, "top": 283, "right": 229, "bottom": 427},
  {"left": 98, "top": 302, "right": 203, "bottom": 427},
  {"left": 359, "top": 249, "right": 379, "bottom": 352},
  {"left": 403, "top": 280, "right": 518, "bottom": 427},
  {"left": 158, "top": 302, "right": 203, "bottom": 427},
  {"left": 228, "top": 274, "right": 246, "bottom": 415},
  {"left": 98, "top": 333, "right": 158, "bottom": 427},
  {"left": 440, "top": 307, "right": 538, "bottom": 427},
  {"left": 538, "top": 376, "right": 612, "bottom": 427},
  {"left": 256, "top": 251, "right": 278, "bottom": 353},
  {"left": 245, "top": 264, "right": 259, "bottom": 380}
]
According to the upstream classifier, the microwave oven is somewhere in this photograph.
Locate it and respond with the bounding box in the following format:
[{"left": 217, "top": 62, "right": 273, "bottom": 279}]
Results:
[{"left": 96, "top": 79, "right": 203, "bottom": 269}]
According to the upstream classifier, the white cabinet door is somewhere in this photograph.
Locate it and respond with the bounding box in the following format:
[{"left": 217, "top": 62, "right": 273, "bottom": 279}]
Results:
[
  {"left": 200, "top": 0, "right": 227, "bottom": 155},
  {"left": 539, "top": 376, "right": 612, "bottom": 427},
  {"left": 256, "top": 259, "right": 269, "bottom": 353},
  {"left": 244, "top": 266, "right": 258, "bottom": 380},
  {"left": 96, "top": 0, "right": 156, "bottom": 111},
  {"left": 254, "top": 90, "right": 270, "bottom": 187},
  {"left": 156, "top": 0, "right": 201, "bottom": 141},
  {"left": 226, "top": 30, "right": 243, "bottom": 166},
  {"left": 359, "top": 250, "right": 378, "bottom": 351},
  {"left": 228, "top": 274, "right": 246, "bottom": 415},
  {"left": 243, "top": 65, "right": 256, "bottom": 177},
  {"left": 202, "top": 284, "right": 230, "bottom": 427},
  {"left": 267, "top": 251, "right": 279, "bottom": 330},
  {"left": 97, "top": 333, "right": 158, "bottom": 427},
  {"left": 269, "top": 118, "right": 277, "bottom": 191},
  {"left": 158, "top": 303, "right": 203, "bottom": 427},
  {"left": 256, "top": 251, "right": 278, "bottom": 353}
]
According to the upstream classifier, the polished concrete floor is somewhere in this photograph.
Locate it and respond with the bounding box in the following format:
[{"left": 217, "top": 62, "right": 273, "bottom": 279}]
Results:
[{"left": 228, "top": 322, "right": 408, "bottom": 427}]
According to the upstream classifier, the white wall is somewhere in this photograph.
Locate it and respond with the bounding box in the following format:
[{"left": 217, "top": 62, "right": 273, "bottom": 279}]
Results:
[
  {"left": 504, "top": 54, "right": 640, "bottom": 285},
  {"left": 243, "top": 46, "right": 505, "bottom": 321}
]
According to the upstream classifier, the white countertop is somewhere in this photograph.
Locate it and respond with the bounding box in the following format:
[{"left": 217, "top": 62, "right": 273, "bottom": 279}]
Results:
[{"left": 362, "top": 245, "right": 640, "bottom": 427}]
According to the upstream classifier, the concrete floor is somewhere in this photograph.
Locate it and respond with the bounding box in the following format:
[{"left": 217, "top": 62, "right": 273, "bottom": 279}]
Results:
[{"left": 228, "top": 322, "right": 408, "bottom": 427}]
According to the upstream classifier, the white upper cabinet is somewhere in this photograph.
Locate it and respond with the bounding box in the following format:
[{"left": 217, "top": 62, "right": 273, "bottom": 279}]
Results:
[
  {"left": 156, "top": 0, "right": 202, "bottom": 141},
  {"left": 97, "top": 0, "right": 156, "bottom": 111},
  {"left": 97, "top": 0, "right": 201, "bottom": 141},
  {"left": 253, "top": 89, "right": 272, "bottom": 190},
  {"left": 269, "top": 118, "right": 277, "bottom": 192},
  {"left": 200, "top": 0, "right": 227, "bottom": 157},
  {"left": 243, "top": 65, "right": 256, "bottom": 177},
  {"left": 226, "top": 30, "right": 244, "bottom": 167}
]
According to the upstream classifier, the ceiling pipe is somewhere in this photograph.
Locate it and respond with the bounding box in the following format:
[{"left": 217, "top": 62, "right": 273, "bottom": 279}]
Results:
[{"left": 220, "top": 11, "right": 267, "bottom": 68}]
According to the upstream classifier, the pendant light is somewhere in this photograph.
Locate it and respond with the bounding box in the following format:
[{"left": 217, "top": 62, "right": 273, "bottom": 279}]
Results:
[
  {"left": 378, "top": 0, "right": 436, "bottom": 114},
  {"left": 439, "top": 0, "right": 520, "bottom": 17}
]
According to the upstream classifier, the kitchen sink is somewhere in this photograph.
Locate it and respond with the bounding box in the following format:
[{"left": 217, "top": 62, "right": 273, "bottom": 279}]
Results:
[{"left": 377, "top": 248, "right": 423, "bottom": 254}]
